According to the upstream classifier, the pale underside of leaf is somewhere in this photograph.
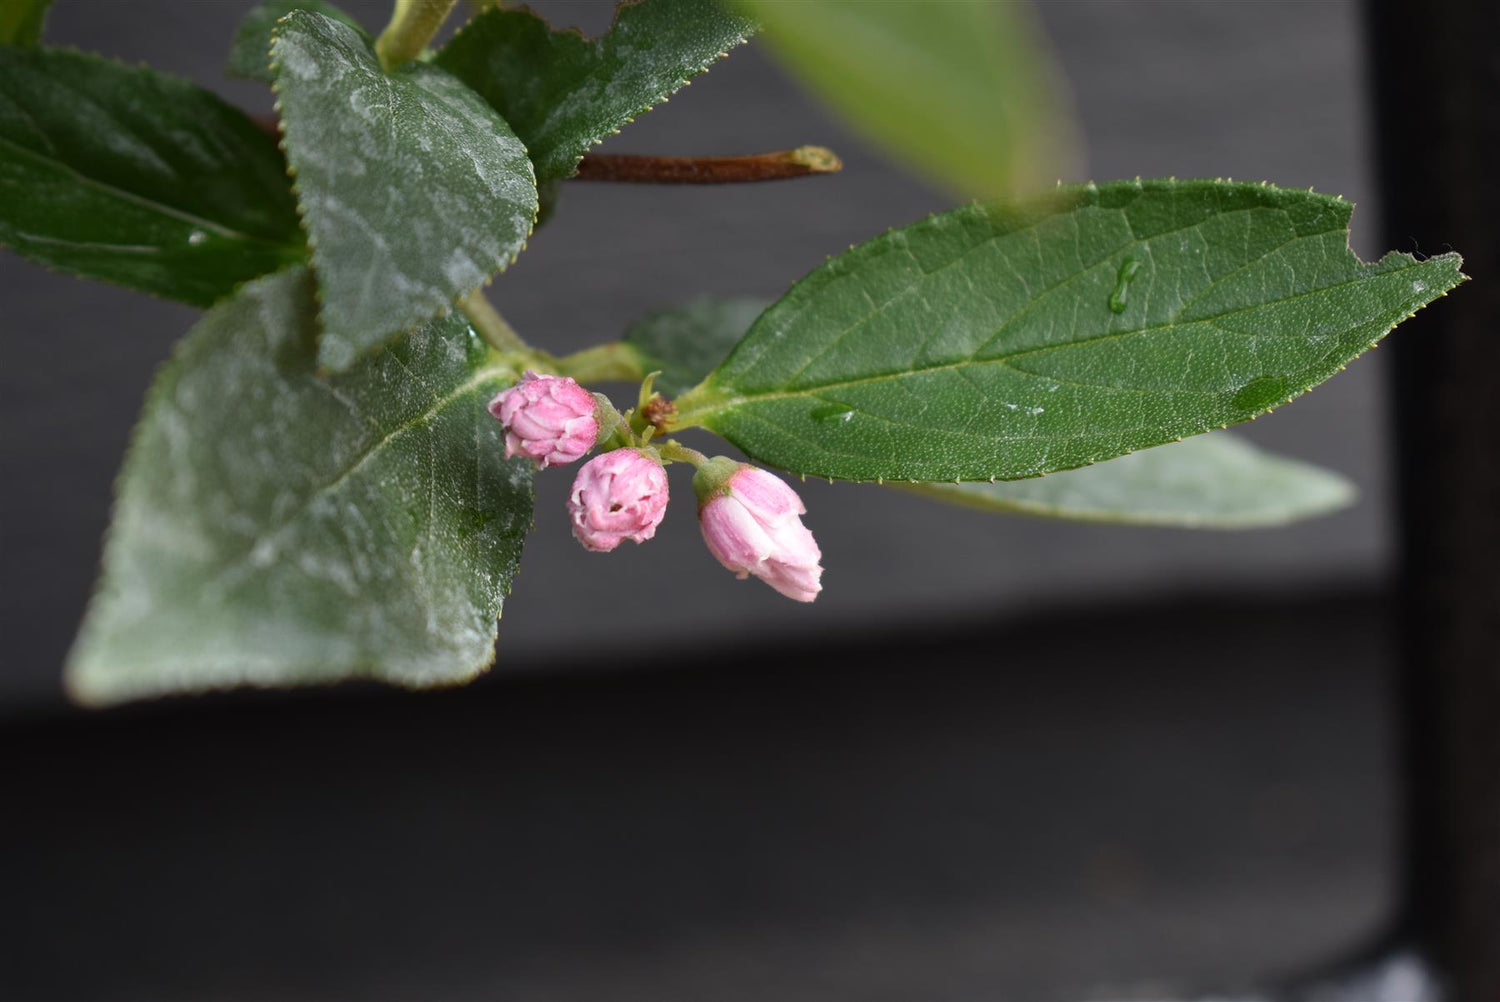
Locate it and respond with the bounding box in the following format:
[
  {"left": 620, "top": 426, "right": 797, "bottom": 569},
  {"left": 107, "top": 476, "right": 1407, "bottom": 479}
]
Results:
[
  {"left": 66, "top": 267, "right": 534, "bottom": 707},
  {"left": 271, "top": 10, "right": 538, "bottom": 372},
  {"left": 904, "top": 433, "right": 1355, "bottom": 528},
  {"left": 679, "top": 179, "right": 1465, "bottom": 483}
]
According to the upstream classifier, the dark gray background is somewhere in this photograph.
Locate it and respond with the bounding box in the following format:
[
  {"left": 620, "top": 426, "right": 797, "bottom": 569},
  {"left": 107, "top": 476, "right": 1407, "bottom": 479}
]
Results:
[{"left": 2, "top": 0, "right": 1383, "bottom": 707}]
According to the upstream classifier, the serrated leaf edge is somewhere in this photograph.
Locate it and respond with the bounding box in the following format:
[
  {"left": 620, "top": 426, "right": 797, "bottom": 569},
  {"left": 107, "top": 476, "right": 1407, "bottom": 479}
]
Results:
[
  {"left": 269, "top": 8, "right": 540, "bottom": 374},
  {"left": 439, "top": 0, "right": 757, "bottom": 180},
  {"left": 676, "top": 178, "right": 1468, "bottom": 484},
  {"left": 64, "top": 265, "right": 533, "bottom": 707}
]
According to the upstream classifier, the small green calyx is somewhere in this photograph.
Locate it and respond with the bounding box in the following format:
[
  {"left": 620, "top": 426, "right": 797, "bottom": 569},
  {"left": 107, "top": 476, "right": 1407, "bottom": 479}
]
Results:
[
  {"left": 592, "top": 392, "right": 626, "bottom": 441},
  {"left": 692, "top": 456, "right": 743, "bottom": 506}
]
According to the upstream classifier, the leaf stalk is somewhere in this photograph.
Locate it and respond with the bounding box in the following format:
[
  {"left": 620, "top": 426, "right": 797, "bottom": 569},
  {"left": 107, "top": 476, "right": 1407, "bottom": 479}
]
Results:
[
  {"left": 459, "top": 288, "right": 533, "bottom": 358},
  {"left": 375, "top": 0, "right": 458, "bottom": 71},
  {"left": 655, "top": 440, "right": 710, "bottom": 467},
  {"left": 551, "top": 343, "right": 646, "bottom": 384},
  {"left": 665, "top": 383, "right": 725, "bottom": 432}
]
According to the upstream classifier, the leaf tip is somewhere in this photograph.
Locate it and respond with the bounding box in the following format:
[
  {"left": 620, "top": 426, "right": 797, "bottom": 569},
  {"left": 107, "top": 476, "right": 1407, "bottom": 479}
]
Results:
[{"left": 61, "top": 656, "right": 110, "bottom": 710}]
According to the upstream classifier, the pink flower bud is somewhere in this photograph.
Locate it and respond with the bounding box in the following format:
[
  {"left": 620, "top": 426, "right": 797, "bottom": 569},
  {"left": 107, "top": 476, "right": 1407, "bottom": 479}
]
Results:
[
  {"left": 696, "top": 463, "right": 823, "bottom": 602},
  {"left": 568, "top": 449, "right": 670, "bottom": 553},
  {"left": 487, "top": 371, "right": 599, "bottom": 469}
]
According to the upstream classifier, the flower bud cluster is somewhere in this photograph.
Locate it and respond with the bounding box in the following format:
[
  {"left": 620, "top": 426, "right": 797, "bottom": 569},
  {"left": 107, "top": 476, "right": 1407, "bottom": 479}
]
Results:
[{"left": 488, "top": 372, "right": 823, "bottom": 601}]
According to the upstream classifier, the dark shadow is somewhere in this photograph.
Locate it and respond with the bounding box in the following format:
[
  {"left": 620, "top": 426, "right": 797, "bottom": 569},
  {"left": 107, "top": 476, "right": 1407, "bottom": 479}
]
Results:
[{"left": 1, "top": 589, "right": 1395, "bottom": 1000}]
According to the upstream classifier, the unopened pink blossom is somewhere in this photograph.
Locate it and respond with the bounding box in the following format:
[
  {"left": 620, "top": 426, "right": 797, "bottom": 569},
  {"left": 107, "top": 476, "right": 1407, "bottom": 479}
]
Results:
[
  {"left": 568, "top": 449, "right": 670, "bottom": 553},
  {"left": 488, "top": 371, "right": 599, "bottom": 469},
  {"left": 697, "top": 463, "right": 822, "bottom": 602}
]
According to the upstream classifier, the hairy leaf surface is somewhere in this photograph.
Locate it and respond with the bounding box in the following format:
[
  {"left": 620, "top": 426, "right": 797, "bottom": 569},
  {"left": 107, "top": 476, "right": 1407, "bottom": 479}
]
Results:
[
  {"left": 66, "top": 267, "right": 534, "bottom": 707},
  {"left": 907, "top": 434, "right": 1354, "bottom": 528},
  {"left": 229, "top": 0, "right": 360, "bottom": 83},
  {"left": 0, "top": 47, "right": 304, "bottom": 305},
  {"left": 737, "top": 0, "right": 1075, "bottom": 197},
  {"left": 676, "top": 180, "right": 1465, "bottom": 483},
  {"left": 272, "top": 10, "right": 537, "bottom": 371},
  {"left": 436, "top": 0, "right": 755, "bottom": 183}
]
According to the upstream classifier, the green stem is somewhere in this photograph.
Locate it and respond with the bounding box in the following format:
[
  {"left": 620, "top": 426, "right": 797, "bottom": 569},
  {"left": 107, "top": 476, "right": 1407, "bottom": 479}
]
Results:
[
  {"left": 375, "top": 0, "right": 458, "bottom": 71},
  {"left": 459, "top": 288, "right": 530, "bottom": 356},
  {"left": 551, "top": 343, "right": 647, "bottom": 384},
  {"left": 667, "top": 384, "right": 726, "bottom": 431},
  {"left": 656, "top": 440, "right": 710, "bottom": 467}
]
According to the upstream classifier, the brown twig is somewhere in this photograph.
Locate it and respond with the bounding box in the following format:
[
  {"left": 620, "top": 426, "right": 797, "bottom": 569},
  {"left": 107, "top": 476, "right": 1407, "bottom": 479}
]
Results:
[
  {"left": 573, "top": 146, "right": 843, "bottom": 184},
  {"left": 250, "top": 113, "right": 840, "bottom": 188},
  {"left": 251, "top": 111, "right": 840, "bottom": 188}
]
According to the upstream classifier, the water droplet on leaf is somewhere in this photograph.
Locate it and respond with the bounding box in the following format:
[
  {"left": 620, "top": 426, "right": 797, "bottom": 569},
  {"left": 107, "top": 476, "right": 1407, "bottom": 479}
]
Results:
[
  {"left": 1232, "top": 375, "right": 1290, "bottom": 414},
  {"left": 1108, "top": 256, "right": 1142, "bottom": 314},
  {"left": 461, "top": 326, "right": 489, "bottom": 366},
  {"left": 810, "top": 404, "right": 855, "bottom": 425}
]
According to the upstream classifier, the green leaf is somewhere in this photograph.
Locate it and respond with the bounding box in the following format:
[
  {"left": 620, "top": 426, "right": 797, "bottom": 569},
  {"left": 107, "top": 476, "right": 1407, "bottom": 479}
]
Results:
[
  {"left": 228, "top": 0, "right": 360, "bottom": 83},
  {"left": 624, "top": 297, "right": 768, "bottom": 397},
  {"left": 435, "top": 0, "right": 756, "bottom": 183},
  {"left": 675, "top": 179, "right": 1465, "bottom": 483},
  {"left": 272, "top": 10, "right": 538, "bottom": 372},
  {"left": 0, "top": 47, "right": 304, "bottom": 306},
  {"left": 0, "top": 0, "right": 51, "bottom": 45},
  {"left": 905, "top": 433, "right": 1354, "bottom": 528},
  {"left": 616, "top": 297, "right": 1353, "bottom": 527},
  {"left": 736, "top": 0, "right": 1075, "bottom": 198},
  {"left": 66, "top": 266, "right": 534, "bottom": 708}
]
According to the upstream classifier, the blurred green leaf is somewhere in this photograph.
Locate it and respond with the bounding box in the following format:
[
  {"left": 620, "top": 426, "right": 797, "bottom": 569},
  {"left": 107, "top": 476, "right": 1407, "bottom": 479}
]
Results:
[
  {"left": 0, "top": 0, "right": 50, "bottom": 45},
  {"left": 435, "top": 0, "right": 755, "bottom": 183},
  {"left": 906, "top": 434, "right": 1354, "bottom": 528},
  {"left": 272, "top": 10, "right": 537, "bottom": 371},
  {"left": 737, "top": 0, "right": 1076, "bottom": 197},
  {"left": 0, "top": 47, "right": 304, "bottom": 305},
  {"left": 623, "top": 297, "right": 769, "bottom": 397},
  {"left": 228, "top": 0, "right": 360, "bottom": 83},
  {"left": 66, "top": 267, "right": 534, "bottom": 707},
  {"left": 676, "top": 179, "right": 1465, "bottom": 483}
]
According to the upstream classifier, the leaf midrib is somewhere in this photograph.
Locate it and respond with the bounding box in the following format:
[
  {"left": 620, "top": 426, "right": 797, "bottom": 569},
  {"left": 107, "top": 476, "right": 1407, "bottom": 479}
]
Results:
[
  {"left": 209, "top": 359, "right": 515, "bottom": 586},
  {"left": 0, "top": 132, "right": 297, "bottom": 248},
  {"left": 695, "top": 257, "right": 1431, "bottom": 420}
]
